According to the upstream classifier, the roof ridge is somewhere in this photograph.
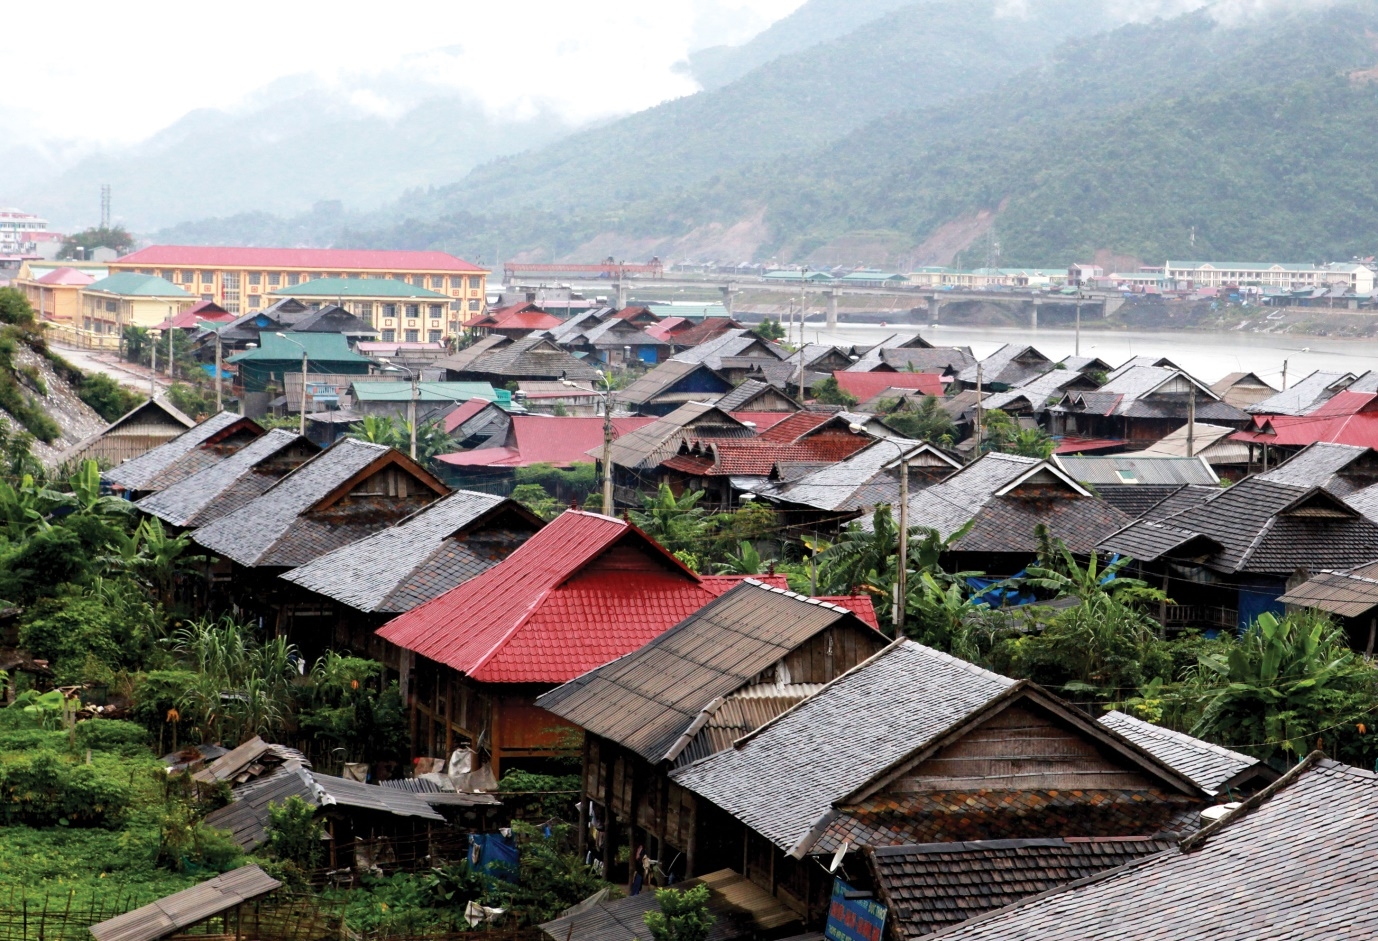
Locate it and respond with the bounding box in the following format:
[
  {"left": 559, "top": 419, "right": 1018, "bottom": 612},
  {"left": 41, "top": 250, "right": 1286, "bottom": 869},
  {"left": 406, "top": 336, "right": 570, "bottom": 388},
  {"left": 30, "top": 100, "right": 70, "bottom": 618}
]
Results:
[{"left": 1100, "top": 711, "right": 1256, "bottom": 765}]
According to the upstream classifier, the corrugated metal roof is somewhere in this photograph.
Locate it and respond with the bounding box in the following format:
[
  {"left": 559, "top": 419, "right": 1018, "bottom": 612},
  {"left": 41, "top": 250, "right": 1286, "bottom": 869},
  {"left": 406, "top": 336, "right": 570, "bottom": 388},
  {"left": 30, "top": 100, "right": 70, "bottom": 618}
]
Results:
[
  {"left": 1278, "top": 566, "right": 1378, "bottom": 617},
  {"left": 537, "top": 581, "right": 884, "bottom": 765},
  {"left": 89, "top": 866, "right": 281, "bottom": 941},
  {"left": 1054, "top": 455, "right": 1219, "bottom": 486}
]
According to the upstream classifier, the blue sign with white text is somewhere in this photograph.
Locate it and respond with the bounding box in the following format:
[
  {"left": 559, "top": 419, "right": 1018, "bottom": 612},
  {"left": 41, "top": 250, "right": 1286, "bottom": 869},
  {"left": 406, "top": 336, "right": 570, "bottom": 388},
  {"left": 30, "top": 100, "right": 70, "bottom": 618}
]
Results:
[{"left": 824, "top": 878, "right": 887, "bottom": 941}]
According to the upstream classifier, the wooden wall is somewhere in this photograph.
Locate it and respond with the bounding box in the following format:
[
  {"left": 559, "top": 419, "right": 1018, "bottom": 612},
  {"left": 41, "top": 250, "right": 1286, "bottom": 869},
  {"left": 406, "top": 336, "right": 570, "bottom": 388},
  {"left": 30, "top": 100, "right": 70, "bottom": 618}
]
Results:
[{"left": 892, "top": 702, "right": 1156, "bottom": 792}]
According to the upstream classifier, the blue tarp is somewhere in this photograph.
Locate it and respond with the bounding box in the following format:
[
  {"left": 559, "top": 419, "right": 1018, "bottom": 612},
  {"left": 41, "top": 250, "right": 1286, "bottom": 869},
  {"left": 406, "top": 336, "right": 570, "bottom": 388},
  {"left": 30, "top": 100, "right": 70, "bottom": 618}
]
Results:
[
  {"left": 966, "top": 572, "right": 1036, "bottom": 608},
  {"left": 468, "top": 832, "right": 518, "bottom": 883}
]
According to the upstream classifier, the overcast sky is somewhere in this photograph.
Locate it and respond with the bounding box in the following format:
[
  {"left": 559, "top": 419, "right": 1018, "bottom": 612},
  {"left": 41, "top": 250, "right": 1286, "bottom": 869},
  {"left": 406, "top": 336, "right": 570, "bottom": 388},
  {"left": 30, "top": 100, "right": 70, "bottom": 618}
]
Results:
[{"left": 4, "top": 0, "right": 804, "bottom": 150}]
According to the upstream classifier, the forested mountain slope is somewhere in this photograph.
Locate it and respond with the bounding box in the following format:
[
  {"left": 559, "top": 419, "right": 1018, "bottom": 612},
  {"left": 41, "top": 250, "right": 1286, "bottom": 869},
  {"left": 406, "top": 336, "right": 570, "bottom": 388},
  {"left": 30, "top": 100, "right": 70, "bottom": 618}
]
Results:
[{"left": 395, "top": 0, "right": 1105, "bottom": 219}]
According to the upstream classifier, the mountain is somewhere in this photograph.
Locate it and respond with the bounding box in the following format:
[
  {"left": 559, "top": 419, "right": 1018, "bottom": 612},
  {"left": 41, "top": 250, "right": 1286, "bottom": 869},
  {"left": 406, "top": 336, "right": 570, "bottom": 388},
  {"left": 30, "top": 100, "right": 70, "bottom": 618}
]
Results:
[
  {"left": 159, "top": 1, "right": 1378, "bottom": 269},
  {"left": 686, "top": 0, "right": 919, "bottom": 90},
  {"left": 10, "top": 83, "right": 577, "bottom": 232},
  {"left": 391, "top": 0, "right": 1106, "bottom": 221}
]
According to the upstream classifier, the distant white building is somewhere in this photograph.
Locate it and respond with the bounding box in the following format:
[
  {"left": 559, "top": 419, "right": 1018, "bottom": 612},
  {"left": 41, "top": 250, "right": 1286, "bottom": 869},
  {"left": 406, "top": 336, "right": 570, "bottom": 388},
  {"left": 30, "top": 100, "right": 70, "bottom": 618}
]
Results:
[
  {"left": 1163, "top": 260, "right": 1374, "bottom": 293},
  {"left": 0, "top": 208, "right": 50, "bottom": 254}
]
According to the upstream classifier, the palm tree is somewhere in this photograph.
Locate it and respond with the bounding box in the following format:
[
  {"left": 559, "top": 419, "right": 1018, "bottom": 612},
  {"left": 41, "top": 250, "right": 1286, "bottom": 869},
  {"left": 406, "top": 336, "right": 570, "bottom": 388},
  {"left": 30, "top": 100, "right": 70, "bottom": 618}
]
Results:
[
  {"left": 714, "top": 541, "right": 763, "bottom": 575},
  {"left": 630, "top": 484, "right": 712, "bottom": 558},
  {"left": 1189, "top": 611, "right": 1359, "bottom": 762}
]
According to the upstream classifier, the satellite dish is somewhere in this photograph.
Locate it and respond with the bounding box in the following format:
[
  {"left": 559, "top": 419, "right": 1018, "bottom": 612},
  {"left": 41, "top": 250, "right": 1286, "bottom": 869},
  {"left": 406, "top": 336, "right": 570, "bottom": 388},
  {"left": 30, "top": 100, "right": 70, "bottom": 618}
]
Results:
[{"left": 829, "top": 840, "right": 850, "bottom": 873}]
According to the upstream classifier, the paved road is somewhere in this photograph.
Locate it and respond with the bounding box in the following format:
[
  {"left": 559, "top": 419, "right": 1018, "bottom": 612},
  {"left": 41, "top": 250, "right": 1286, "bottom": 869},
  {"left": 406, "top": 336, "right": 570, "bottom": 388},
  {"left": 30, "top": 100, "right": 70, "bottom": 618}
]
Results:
[{"left": 50, "top": 343, "right": 174, "bottom": 395}]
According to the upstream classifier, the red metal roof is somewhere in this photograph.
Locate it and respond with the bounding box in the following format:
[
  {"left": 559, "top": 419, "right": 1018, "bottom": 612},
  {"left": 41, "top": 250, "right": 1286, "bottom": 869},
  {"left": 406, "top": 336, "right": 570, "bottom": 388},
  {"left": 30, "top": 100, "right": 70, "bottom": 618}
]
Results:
[
  {"left": 1234, "top": 391, "right": 1378, "bottom": 448},
  {"left": 375, "top": 511, "right": 723, "bottom": 684},
  {"left": 471, "top": 303, "right": 561, "bottom": 330},
  {"left": 437, "top": 415, "right": 656, "bottom": 468},
  {"left": 442, "top": 397, "right": 496, "bottom": 433},
  {"left": 115, "top": 245, "right": 485, "bottom": 273},
  {"left": 700, "top": 573, "right": 791, "bottom": 593},
  {"left": 34, "top": 266, "right": 95, "bottom": 286},
  {"left": 730, "top": 412, "right": 796, "bottom": 433},
  {"left": 832, "top": 370, "right": 945, "bottom": 401}
]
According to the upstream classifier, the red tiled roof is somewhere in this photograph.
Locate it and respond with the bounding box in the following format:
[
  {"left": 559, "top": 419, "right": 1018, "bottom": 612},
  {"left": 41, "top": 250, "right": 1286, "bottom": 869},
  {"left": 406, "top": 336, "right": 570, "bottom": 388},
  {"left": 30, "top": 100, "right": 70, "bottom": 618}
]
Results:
[
  {"left": 613, "top": 305, "right": 660, "bottom": 322},
  {"left": 1234, "top": 391, "right": 1378, "bottom": 448},
  {"left": 646, "top": 317, "right": 688, "bottom": 341},
  {"left": 1054, "top": 436, "right": 1128, "bottom": 454},
  {"left": 730, "top": 412, "right": 796, "bottom": 433},
  {"left": 375, "top": 511, "right": 723, "bottom": 684},
  {"left": 673, "top": 318, "right": 742, "bottom": 347},
  {"left": 701, "top": 573, "right": 791, "bottom": 594},
  {"left": 814, "top": 595, "right": 880, "bottom": 629},
  {"left": 438, "top": 415, "right": 657, "bottom": 468},
  {"left": 35, "top": 266, "right": 95, "bottom": 286},
  {"left": 832, "top": 370, "right": 945, "bottom": 401},
  {"left": 442, "top": 397, "right": 495, "bottom": 433},
  {"left": 758, "top": 412, "right": 833, "bottom": 442},
  {"left": 472, "top": 303, "right": 562, "bottom": 330},
  {"left": 154, "top": 300, "right": 235, "bottom": 330},
  {"left": 115, "top": 245, "right": 486, "bottom": 272}
]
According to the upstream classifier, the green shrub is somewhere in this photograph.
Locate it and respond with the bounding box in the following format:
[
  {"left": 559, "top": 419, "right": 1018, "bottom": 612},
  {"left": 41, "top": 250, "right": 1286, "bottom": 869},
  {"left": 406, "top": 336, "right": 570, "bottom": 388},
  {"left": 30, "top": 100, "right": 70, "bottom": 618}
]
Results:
[
  {"left": 76, "top": 719, "right": 151, "bottom": 756},
  {"left": 0, "top": 749, "right": 132, "bottom": 827},
  {"left": 264, "top": 796, "right": 324, "bottom": 872},
  {"left": 79, "top": 373, "right": 142, "bottom": 422}
]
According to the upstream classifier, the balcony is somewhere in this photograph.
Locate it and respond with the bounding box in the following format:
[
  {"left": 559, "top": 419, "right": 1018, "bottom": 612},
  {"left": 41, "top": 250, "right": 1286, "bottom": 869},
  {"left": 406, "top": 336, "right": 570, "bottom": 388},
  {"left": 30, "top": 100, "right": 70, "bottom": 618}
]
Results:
[{"left": 1162, "top": 604, "right": 1238, "bottom": 631}]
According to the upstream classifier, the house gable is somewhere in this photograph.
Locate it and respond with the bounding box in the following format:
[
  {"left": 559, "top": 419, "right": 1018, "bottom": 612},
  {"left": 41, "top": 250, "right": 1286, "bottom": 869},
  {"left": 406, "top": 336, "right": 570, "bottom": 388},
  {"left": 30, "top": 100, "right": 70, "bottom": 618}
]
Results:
[
  {"left": 312, "top": 452, "right": 448, "bottom": 514},
  {"left": 888, "top": 701, "right": 1160, "bottom": 793}
]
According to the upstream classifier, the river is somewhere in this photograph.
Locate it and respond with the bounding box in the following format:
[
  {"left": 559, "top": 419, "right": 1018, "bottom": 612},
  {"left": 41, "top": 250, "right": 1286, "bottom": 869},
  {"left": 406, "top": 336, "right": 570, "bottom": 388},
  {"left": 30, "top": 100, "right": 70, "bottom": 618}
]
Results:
[{"left": 805, "top": 323, "right": 1378, "bottom": 386}]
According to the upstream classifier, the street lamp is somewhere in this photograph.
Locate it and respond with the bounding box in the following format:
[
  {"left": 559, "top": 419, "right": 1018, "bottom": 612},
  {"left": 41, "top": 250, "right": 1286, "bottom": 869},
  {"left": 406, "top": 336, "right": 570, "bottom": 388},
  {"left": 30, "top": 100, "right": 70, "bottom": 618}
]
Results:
[
  {"left": 378, "top": 357, "right": 419, "bottom": 460},
  {"left": 565, "top": 370, "right": 614, "bottom": 516},
  {"left": 851, "top": 425, "right": 914, "bottom": 637},
  {"left": 274, "top": 333, "right": 308, "bottom": 436}
]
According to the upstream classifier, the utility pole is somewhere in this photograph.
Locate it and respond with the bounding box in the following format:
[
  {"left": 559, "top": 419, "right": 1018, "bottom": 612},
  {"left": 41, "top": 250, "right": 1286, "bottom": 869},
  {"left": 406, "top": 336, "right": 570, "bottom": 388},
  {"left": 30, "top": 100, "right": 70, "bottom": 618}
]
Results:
[
  {"left": 167, "top": 310, "right": 175, "bottom": 378},
  {"left": 408, "top": 371, "right": 418, "bottom": 460},
  {"left": 1281, "top": 359, "right": 1289, "bottom": 391},
  {"left": 973, "top": 362, "right": 984, "bottom": 462},
  {"left": 214, "top": 330, "right": 223, "bottom": 412},
  {"left": 299, "top": 352, "right": 308, "bottom": 437},
  {"left": 896, "top": 449, "right": 909, "bottom": 638},
  {"left": 1187, "top": 383, "right": 1195, "bottom": 458},
  {"left": 602, "top": 389, "right": 615, "bottom": 516},
  {"left": 1074, "top": 290, "right": 1082, "bottom": 357}
]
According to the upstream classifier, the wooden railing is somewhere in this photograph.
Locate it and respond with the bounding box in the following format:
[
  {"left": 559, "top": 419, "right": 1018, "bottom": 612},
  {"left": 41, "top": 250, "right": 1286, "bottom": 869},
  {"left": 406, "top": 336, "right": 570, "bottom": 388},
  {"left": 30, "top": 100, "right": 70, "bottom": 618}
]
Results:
[{"left": 1163, "top": 605, "right": 1238, "bottom": 629}]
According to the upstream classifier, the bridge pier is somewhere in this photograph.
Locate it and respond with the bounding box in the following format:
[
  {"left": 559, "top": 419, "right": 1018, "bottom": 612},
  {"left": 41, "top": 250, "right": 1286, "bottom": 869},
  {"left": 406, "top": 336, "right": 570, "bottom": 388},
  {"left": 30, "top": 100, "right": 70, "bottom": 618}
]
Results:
[
  {"left": 1030, "top": 299, "right": 1040, "bottom": 329},
  {"left": 721, "top": 284, "right": 737, "bottom": 318},
  {"left": 614, "top": 281, "right": 629, "bottom": 310},
  {"left": 827, "top": 288, "right": 839, "bottom": 330},
  {"left": 927, "top": 295, "right": 941, "bottom": 324}
]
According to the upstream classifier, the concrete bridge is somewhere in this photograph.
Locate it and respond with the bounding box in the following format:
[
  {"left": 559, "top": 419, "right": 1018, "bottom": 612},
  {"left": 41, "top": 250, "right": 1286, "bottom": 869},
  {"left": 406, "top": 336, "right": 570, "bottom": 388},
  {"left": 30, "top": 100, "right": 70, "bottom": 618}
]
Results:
[{"left": 568, "top": 276, "right": 1120, "bottom": 328}]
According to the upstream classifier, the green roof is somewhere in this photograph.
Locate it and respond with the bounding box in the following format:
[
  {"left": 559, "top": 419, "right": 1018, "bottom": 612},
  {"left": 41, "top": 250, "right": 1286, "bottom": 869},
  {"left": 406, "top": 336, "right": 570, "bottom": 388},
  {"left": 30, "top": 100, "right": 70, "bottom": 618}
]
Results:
[
  {"left": 351, "top": 381, "right": 503, "bottom": 404},
  {"left": 85, "top": 272, "right": 190, "bottom": 298},
  {"left": 763, "top": 270, "right": 834, "bottom": 281},
  {"left": 272, "top": 277, "right": 450, "bottom": 299},
  {"left": 227, "top": 331, "right": 373, "bottom": 364}
]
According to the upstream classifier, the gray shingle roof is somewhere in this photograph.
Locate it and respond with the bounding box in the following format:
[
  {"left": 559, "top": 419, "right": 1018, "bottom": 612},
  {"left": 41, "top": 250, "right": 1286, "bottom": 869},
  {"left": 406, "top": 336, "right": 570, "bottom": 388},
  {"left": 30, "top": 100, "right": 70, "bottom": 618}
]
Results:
[
  {"left": 980, "top": 369, "right": 1094, "bottom": 412},
  {"left": 1254, "top": 441, "right": 1371, "bottom": 490},
  {"left": 600, "top": 402, "right": 751, "bottom": 469},
  {"left": 957, "top": 345, "right": 1053, "bottom": 386},
  {"left": 755, "top": 436, "right": 930, "bottom": 512},
  {"left": 926, "top": 756, "right": 1372, "bottom": 940},
  {"left": 537, "top": 581, "right": 880, "bottom": 766},
  {"left": 1102, "top": 471, "right": 1378, "bottom": 574},
  {"left": 193, "top": 439, "right": 437, "bottom": 568},
  {"left": 1246, "top": 369, "right": 1354, "bottom": 415},
  {"left": 618, "top": 359, "right": 727, "bottom": 407},
  {"left": 1098, "top": 711, "right": 1265, "bottom": 796},
  {"left": 714, "top": 378, "right": 795, "bottom": 411},
  {"left": 104, "top": 412, "right": 257, "bottom": 491},
  {"left": 280, "top": 490, "right": 538, "bottom": 613},
  {"left": 871, "top": 838, "right": 1175, "bottom": 939},
  {"left": 670, "top": 641, "right": 1016, "bottom": 854},
  {"left": 670, "top": 329, "right": 786, "bottom": 371},
  {"left": 134, "top": 429, "right": 315, "bottom": 528}
]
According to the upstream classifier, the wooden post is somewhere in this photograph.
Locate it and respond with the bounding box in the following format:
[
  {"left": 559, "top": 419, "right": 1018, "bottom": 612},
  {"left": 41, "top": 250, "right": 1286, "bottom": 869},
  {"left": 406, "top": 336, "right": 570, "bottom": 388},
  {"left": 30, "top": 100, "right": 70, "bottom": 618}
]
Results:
[
  {"left": 685, "top": 794, "right": 698, "bottom": 876},
  {"left": 626, "top": 765, "right": 640, "bottom": 893},
  {"left": 1367, "top": 617, "right": 1376, "bottom": 659},
  {"left": 655, "top": 775, "right": 669, "bottom": 885},
  {"left": 576, "top": 737, "right": 591, "bottom": 860}
]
